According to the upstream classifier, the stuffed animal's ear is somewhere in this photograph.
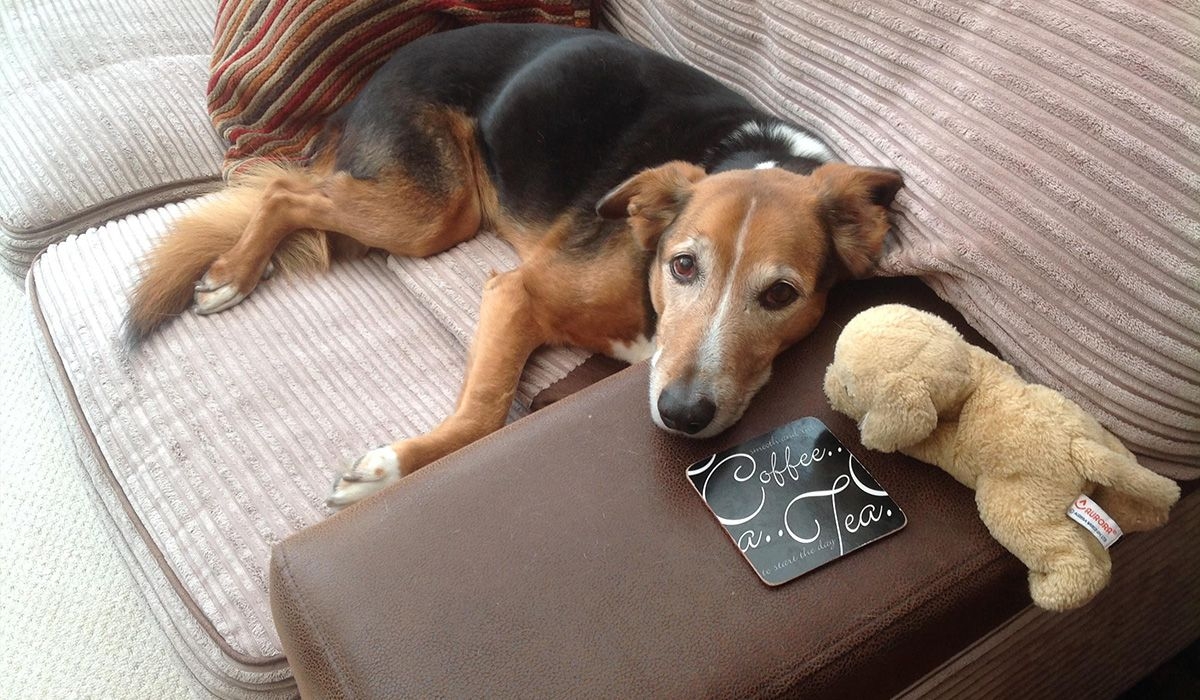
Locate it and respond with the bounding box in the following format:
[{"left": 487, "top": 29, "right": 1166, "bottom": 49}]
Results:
[
  {"left": 858, "top": 375, "right": 937, "bottom": 452},
  {"left": 596, "top": 161, "right": 707, "bottom": 249},
  {"left": 812, "top": 163, "right": 904, "bottom": 279}
]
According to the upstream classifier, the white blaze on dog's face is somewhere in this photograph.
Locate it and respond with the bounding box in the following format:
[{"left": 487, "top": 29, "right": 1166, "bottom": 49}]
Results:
[{"left": 598, "top": 160, "right": 902, "bottom": 438}]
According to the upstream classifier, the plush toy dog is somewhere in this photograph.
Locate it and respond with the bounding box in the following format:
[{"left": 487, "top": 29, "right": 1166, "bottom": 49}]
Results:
[{"left": 823, "top": 304, "right": 1180, "bottom": 611}]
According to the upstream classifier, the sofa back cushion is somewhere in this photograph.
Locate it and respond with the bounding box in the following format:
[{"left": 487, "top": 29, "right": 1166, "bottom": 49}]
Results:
[
  {"left": 603, "top": 0, "right": 1198, "bottom": 478},
  {"left": 0, "top": 0, "right": 225, "bottom": 277}
]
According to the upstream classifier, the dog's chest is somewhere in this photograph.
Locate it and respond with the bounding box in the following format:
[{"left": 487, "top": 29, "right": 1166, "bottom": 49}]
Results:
[{"left": 608, "top": 334, "right": 656, "bottom": 364}]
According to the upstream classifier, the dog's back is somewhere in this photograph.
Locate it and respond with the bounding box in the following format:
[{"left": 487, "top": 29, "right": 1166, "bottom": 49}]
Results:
[{"left": 332, "top": 25, "right": 763, "bottom": 225}]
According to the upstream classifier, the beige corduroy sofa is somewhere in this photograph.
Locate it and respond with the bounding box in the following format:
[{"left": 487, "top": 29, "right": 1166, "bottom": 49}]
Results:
[{"left": 7, "top": 0, "right": 1196, "bottom": 697}]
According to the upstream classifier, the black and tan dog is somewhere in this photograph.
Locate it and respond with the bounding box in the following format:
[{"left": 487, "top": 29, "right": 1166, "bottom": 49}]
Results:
[{"left": 126, "top": 24, "right": 902, "bottom": 508}]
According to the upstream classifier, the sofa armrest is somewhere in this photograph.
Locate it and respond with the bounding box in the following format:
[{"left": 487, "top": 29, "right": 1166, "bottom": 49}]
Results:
[{"left": 270, "top": 277, "right": 1030, "bottom": 698}]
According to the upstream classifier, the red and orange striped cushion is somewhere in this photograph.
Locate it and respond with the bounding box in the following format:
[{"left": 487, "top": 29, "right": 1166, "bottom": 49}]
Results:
[{"left": 208, "top": 0, "right": 597, "bottom": 173}]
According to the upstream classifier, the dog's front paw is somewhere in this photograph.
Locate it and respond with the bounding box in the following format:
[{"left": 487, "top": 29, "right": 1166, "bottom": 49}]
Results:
[{"left": 326, "top": 445, "right": 402, "bottom": 510}]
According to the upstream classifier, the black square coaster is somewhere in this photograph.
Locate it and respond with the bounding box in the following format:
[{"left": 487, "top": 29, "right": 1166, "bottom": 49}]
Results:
[{"left": 686, "top": 417, "right": 906, "bottom": 586}]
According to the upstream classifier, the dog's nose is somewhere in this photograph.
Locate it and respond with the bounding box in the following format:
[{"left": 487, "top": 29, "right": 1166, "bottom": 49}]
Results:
[{"left": 657, "top": 381, "right": 717, "bottom": 435}]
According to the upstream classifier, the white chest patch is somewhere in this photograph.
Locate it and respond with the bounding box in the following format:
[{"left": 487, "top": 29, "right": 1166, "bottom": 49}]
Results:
[{"left": 609, "top": 334, "right": 656, "bottom": 364}]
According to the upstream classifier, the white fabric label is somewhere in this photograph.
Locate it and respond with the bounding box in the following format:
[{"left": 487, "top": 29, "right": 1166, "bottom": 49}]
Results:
[{"left": 1067, "top": 495, "right": 1123, "bottom": 549}]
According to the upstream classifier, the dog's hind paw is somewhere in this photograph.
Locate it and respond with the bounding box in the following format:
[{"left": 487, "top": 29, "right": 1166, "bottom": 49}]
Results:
[
  {"left": 193, "top": 259, "right": 276, "bottom": 315},
  {"left": 326, "top": 445, "right": 402, "bottom": 510},
  {"left": 194, "top": 271, "right": 248, "bottom": 315}
]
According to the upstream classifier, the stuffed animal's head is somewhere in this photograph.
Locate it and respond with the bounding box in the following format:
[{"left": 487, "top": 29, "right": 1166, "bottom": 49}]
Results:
[{"left": 824, "top": 304, "right": 975, "bottom": 451}]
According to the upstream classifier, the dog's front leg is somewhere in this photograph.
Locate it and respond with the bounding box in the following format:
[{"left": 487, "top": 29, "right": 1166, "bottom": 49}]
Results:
[{"left": 327, "top": 268, "right": 545, "bottom": 509}]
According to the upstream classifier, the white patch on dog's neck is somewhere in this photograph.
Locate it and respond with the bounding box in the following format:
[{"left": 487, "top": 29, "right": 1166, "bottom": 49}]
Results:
[
  {"left": 754, "top": 160, "right": 778, "bottom": 170},
  {"left": 735, "top": 121, "right": 834, "bottom": 162}
]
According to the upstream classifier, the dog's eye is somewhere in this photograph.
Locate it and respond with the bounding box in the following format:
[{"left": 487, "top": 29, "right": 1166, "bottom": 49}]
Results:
[
  {"left": 760, "top": 281, "right": 799, "bottom": 310},
  {"left": 670, "top": 254, "right": 698, "bottom": 282}
]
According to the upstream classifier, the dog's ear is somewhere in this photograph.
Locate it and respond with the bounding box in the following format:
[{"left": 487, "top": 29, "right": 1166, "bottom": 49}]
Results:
[
  {"left": 858, "top": 375, "right": 937, "bottom": 452},
  {"left": 596, "top": 161, "right": 706, "bottom": 249},
  {"left": 812, "top": 163, "right": 904, "bottom": 279}
]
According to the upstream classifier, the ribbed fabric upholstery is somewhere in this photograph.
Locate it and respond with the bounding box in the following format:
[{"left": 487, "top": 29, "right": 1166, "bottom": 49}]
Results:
[
  {"left": 29, "top": 200, "right": 587, "bottom": 696},
  {"left": 0, "top": 0, "right": 226, "bottom": 277},
  {"left": 603, "top": 0, "right": 1199, "bottom": 478}
]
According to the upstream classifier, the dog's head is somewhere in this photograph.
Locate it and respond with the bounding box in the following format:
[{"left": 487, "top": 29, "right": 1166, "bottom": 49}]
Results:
[{"left": 597, "top": 161, "right": 903, "bottom": 438}]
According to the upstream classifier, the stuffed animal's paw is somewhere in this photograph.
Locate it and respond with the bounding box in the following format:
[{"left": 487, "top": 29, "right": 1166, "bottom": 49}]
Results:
[{"left": 1028, "top": 557, "right": 1111, "bottom": 611}]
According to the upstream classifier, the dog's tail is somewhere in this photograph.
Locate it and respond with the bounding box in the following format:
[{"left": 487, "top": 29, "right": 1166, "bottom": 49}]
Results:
[{"left": 124, "top": 162, "right": 338, "bottom": 346}]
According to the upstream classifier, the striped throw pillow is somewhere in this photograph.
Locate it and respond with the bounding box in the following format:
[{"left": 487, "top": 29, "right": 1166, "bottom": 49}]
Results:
[{"left": 208, "top": 0, "right": 597, "bottom": 172}]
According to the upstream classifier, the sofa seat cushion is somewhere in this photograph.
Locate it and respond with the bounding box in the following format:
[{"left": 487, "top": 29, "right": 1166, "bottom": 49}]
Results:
[
  {"left": 603, "top": 0, "right": 1199, "bottom": 478},
  {"left": 29, "top": 201, "right": 587, "bottom": 696},
  {"left": 0, "top": 0, "right": 227, "bottom": 278}
]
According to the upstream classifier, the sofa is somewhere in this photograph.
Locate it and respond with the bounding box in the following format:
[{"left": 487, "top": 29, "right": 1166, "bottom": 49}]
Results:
[{"left": 7, "top": 0, "right": 1197, "bottom": 697}]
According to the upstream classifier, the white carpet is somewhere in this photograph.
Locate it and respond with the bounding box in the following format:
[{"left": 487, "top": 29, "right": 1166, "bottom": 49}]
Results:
[{"left": 0, "top": 275, "right": 200, "bottom": 699}]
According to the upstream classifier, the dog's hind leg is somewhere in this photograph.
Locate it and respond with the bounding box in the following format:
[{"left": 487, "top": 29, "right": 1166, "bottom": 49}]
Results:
[
  {"left": 193, "top": 172, "right": 336, "bottom": 313},
  {"left": 194, "top": 108, "right": 486, "bottom": 314},
  {"left": 326, "top": 267, "right": 546, "bottom": 508}
]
